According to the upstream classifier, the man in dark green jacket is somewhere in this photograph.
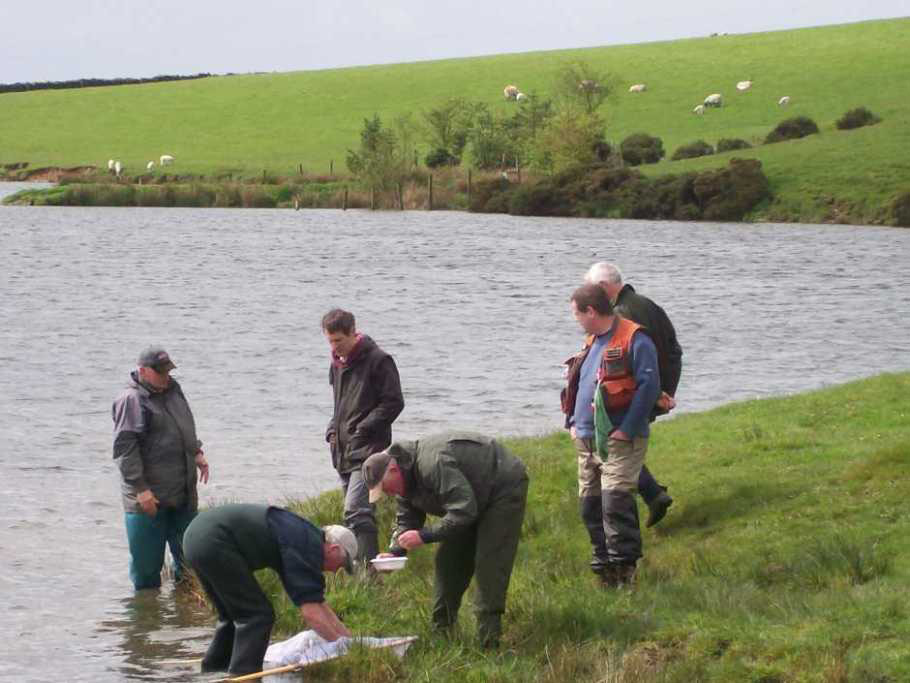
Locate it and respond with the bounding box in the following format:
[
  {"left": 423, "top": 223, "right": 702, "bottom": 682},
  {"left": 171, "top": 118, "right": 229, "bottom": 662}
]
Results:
[
  {"left": 362, "top": 432, "right": 529, "bottom": 648},
  {"left": 111, "top": 346, "right": 210, "bottom": 589},
  {"left": 586, "top": 262, "right": 683, "bottom": 526},
  {"left": 184, "top": 504, "right": 356, "bottom": 675},
  {"left": 323, "top": 309, "right": 404, "bottom": 567}
]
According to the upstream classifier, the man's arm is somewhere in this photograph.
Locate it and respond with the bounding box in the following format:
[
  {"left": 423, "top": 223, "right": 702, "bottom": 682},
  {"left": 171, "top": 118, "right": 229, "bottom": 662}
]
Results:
[
  {"left": 616, "top": 333, "right": 660, "bottom": 438},
  {"left": 354, "top": 356, "right": 405, "bottom": 435},
  {"left": 112, "top": 393, "right": 157, "bottom": 514},
  {"left": 415, "top": 457, "right": 478, "bottom": 543},
  {"left": 299, "top": 602, "right": 351, "bottom": 641}
]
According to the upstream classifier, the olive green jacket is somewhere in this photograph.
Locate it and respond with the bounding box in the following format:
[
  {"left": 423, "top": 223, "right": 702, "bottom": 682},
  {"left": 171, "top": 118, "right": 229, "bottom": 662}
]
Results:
[{"left": 387, "top": 432, "right": 528, "bottom": 547}]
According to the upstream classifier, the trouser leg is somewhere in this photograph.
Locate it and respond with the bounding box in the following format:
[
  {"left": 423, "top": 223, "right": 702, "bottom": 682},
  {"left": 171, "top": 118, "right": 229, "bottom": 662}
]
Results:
[
  {"left": 574, "top": 437, "right": 608, "bottom": 573},
  {"left": 183, "top": 520, "right": 275, "bottom": 676},
  {"left": 125, "top": 510, "right": 167, "bottom": 589},
  {"left": 637, "top": 464, "right": 664, "bottom": 505},
  {"left": 601, "top": 436, "right": 648, "bottom": 566},
  {"left": 195, "top": 574, "right": 235, "bottom": 672},
  {"left": 432, "top": 528, "right": 477, "bottom": 631},
  {"left": 473, "top": 474, "right": 528, "bottom": 648},
  {"left": 341, "top": 469, "right": 379, "bottom": 565},
  {"left": 165, "top": 506, "right": 196, "bottom": 582}
]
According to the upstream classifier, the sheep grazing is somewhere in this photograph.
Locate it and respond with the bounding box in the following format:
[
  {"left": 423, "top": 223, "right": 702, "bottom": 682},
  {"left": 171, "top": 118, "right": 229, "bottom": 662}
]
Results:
[
  {"left": 107, "top": 159, "right": 115, "bottom": 171},
  {"left": 160, "top": 154, "right": 175, "bottom": 166},
  {"left": 736, "top": 80, "right": 752, "bottom": 91},
  {"left": 628, "top": 84, "right": 647, "bottom": 93},
  {"left": 693, "top": 104, "right": 706, "bottom": 115},
  {"left": 778, "top": 96, "right": 791, "bottom": 106},
  {"left": 114, "top": 161, "right": 122, "bottom": 177},
  {"left": 146, "top": 161, "right": 155, "bottom": 170},
  {"left": 704, "top": 93, "right": 723, "bottom": 107},
  {"left": 503, "top": 85, "right": 519, "bottom": 100},
  {"left": 516, "top": 92, "right": 528, "bottom": 102}
]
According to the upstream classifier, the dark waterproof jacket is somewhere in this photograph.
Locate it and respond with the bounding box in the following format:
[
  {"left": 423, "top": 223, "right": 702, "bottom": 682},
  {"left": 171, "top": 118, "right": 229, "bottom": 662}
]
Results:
[
  {"left": 387, "top": 432, "right": 528, "bottom": 547},
  {"left": 112, "top": 372, "right": 202, "bottom": 514},
  {"left": 614, "top": 284, "right": 683, "bottom": 396},
  {"left": 326, "top": 335, "right": 404, "bottom": 473}
]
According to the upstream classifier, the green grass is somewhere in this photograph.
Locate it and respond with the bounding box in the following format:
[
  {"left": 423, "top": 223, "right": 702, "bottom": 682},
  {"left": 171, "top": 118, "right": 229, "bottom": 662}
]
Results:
[
  {"left": 224, "top": 373, "right": 910, "bottom": 681},
  {"left": 2, "top": 18, "right": 909, "bottom": 222}
]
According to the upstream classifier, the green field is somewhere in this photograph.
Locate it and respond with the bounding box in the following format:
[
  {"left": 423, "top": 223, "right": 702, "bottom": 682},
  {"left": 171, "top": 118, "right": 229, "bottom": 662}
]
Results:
[
  {"left": 213, "top": 373, "right": 910, "bottom": 681},
  {"left": 2, "top": 18, "right": 909, "bottom": 222}
]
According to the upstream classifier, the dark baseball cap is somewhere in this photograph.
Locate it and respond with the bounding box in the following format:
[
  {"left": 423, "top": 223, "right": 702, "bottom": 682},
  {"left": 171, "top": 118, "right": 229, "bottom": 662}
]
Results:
[
  {"left": 363, "top": 450, "right": 392, "bottom": 503},
  {"left": 137, "top": 346, "right": 176, "bottom": 372}
]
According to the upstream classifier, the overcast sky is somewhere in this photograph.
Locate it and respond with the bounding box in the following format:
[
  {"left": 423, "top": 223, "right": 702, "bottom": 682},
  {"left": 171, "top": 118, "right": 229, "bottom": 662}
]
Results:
[{"left": 1, "top": 1, "right": 907, "bottom": 82}]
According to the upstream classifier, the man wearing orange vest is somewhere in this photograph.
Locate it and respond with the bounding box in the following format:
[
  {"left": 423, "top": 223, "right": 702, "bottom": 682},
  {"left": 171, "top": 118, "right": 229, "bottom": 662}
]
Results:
[{"left": 564, "top": 284, "right": 661, "bottom": 587}]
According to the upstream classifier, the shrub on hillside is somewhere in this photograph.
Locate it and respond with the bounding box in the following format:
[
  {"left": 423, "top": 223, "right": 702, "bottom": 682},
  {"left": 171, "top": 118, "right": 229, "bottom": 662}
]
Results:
[
  {"left": 620, "top": 133, "right": 665, "bottom": 166},
  {"left": 469, "top": 177, "right": 512, "bottom": 213},
  {"left": 716, "top": 138, "right": 752, "bottom": 152},
  {"left": 890, "top": 191, "right": 910, "bottom": 227},
  {"left": 425, "top": 148, "right": 460, "bottom": 168},
  {"left": 693, "top": 158, "right": 771, "bottom": 221},
  {"left": 765, "top": 116, "right": 819, "bottom": 144},
  {"left": 671, "top": 140, "right": 714, "bottom": 161},
  {"left": 836, "top": 107, "right": 881, "bottom": 131}
]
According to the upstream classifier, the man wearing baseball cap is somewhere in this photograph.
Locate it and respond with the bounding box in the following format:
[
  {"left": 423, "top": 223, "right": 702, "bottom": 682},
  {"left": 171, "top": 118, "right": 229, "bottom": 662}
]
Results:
[
  {"left": 183, "top": 504, "right": 356, "bottom": 675},
  {"left": 363, "top": 432, "right": 529, "bottom": 649},
  {"left": 111, "top": 345, "right": 210, "bottom": 589}
]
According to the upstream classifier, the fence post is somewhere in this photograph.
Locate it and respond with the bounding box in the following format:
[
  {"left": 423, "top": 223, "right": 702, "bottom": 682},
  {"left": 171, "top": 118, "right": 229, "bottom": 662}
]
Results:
[
  {"left": 516, "top": 157, "right": 521, "bottom": 184},
  {"left": 467, "top": 169, "right": 472, "bottom": 207},
  {"left": 343, "top": 187, "right": 348, "bottom": 211},
  {"left": 330, "top": 160, "right": 334, "bottom": 176},
  {"left": 370, "top": 186, "right": 375, "bottom": 210},
  {"left": 427, "top": 174, "right": 433, "bottom": 211},
  {"left": 298, "top": 164, "right": 303, "bottom": 175},
  {"left": 397, "top": 182, "right": 404, "bottom": 210},
  {"left": 262, "top": 169, "right": 267, "bottom": 183}
]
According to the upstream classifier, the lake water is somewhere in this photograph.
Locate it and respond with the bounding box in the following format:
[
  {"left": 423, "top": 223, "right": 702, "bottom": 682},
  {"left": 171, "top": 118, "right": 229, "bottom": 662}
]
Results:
[{"left": 2, "top": 182, "right": 909, "bottom": 681}]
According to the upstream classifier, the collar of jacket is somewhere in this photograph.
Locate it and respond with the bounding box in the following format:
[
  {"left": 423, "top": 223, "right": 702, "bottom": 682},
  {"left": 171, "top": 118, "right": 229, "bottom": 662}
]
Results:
[{"left": 331, "top": 334, "right": 374, "bottom": 368}]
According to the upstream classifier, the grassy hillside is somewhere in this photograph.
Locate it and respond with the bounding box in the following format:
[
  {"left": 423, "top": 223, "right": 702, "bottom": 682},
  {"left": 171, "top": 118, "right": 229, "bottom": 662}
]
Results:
[
  {"left": 223, "top": 373, "right": 910, "bottom": 682},
  {"left": 2, "top": 18, "right": 909, "bottom": 221}
]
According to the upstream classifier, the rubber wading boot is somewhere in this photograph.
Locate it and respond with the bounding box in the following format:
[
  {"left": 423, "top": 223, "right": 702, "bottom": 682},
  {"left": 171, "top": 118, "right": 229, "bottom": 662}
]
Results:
[
  {"left": 579, "top": 496, "right": 609, "bottom": 574},
  {"left": 227, "top": 616, "right": 273, "bottom": 676},
  {"left": 200, "top": 619, "right": 235, "bottom": 672},
  {"left": 646, "top": 489, "right": 673, "bottom": 528},
  {"left": 599, "top": 563, "right": 637, "bottom": 589},
  {"left": 477, "top": 613, "right": 502, "bottom": 650}
]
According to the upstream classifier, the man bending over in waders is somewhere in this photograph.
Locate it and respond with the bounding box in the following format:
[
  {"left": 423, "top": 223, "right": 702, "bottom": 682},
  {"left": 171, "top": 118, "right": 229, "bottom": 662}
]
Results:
[{"left": 183, "top": 503, "right": 356, "bottom": 675}]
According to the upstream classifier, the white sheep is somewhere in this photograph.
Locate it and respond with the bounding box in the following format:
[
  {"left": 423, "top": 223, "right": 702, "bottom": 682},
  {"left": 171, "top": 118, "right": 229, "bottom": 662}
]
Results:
[
  {"left": 778, "top": 96, "right": 791, "bottom": 106},
  {"left": 107, "top": 159, "right": 115, "bottom": 171},
  {"left": 516, "top": 92, "right": 528, "bottom": 102},
  {"left": 629, "top": 84, "right": 647, "bottom": 93},
  {"left": 114, "top": 161, "right": 122, "bottom": 177},
  {"left": 704, "top": 93, "right": 723, "bottom": 107},
  {"left": 160, "top": 154, "right": 175, "bottom": 166},
  {"left": 146, "top": 161, "right": 155, "bottom": 170},
  {"left": 503, "top": 85, "right": 519, "bottom": 100},
  {"left": 693, "top": 104, "right": 706, "bottom": 115},
  {"left": 736, "top": 80, "right": 752, "bottom": 91}
]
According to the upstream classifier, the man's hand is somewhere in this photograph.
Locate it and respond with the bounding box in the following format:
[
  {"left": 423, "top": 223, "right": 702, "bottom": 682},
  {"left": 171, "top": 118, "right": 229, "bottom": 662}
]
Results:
[
  {"left": 137, "top": 489, "right": 159, "bottom": 517},
  {"left": 376, "top": 552, "right": 397, "bottom": 559},
  {"left": 656, "top": 392, "right": 676, "bottom": 412},
  {"left": 569, "top": 426, "right": 577, "bottom": 440},
  {"left": 611, "top": 429, "right": 631, "bottom": 442},
  {"left": 397, "top": 530, "right": 424, "bottom": 550},
  {"left": 195, "top": 450, "right": 210, "bottom": 484}
]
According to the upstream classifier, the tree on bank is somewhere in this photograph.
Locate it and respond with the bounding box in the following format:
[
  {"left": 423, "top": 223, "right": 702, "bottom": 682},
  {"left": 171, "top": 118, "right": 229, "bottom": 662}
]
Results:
[
  {"left": 347, "top": 114, "right": 417, "bottom": 193},
  {"left": 553, "top": 60, "right": 614, "bottom": 114}
]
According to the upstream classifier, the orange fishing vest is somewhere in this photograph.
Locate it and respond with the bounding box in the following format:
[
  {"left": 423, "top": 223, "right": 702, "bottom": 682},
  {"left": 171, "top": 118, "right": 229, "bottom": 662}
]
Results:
[{"left": 597, "top": 317, "right": 643, "bottom": 413}]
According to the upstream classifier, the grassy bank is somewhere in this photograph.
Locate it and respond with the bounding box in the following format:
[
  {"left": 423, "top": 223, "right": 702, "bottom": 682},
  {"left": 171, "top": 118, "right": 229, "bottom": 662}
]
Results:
[
  {"left": 2, "top": 18, "right": 909, "bottom": 223},
  {"left": 221, "top": 373, "right": 910, "bottom": 682}
]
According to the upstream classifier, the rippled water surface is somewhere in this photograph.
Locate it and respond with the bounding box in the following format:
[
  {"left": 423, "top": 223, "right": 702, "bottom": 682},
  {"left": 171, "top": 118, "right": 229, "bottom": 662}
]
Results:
[{"left": 2, "top": 183, "right": 909, "bottom": 681}]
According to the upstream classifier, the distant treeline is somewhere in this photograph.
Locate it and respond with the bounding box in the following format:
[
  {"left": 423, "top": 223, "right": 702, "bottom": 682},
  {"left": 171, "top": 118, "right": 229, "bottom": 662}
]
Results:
[{"left": 0, "top": 73, "right": 212, "bottom": 94}]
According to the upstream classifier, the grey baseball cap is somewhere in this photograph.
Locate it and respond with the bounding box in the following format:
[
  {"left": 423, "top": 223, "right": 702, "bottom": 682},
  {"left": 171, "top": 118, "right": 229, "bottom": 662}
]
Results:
[
  {"left": 137, "top": 346, "right": 176, "bottom": 371},
  {"left": 323, "top": 524, "right": 357, "bottom": 574}
]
